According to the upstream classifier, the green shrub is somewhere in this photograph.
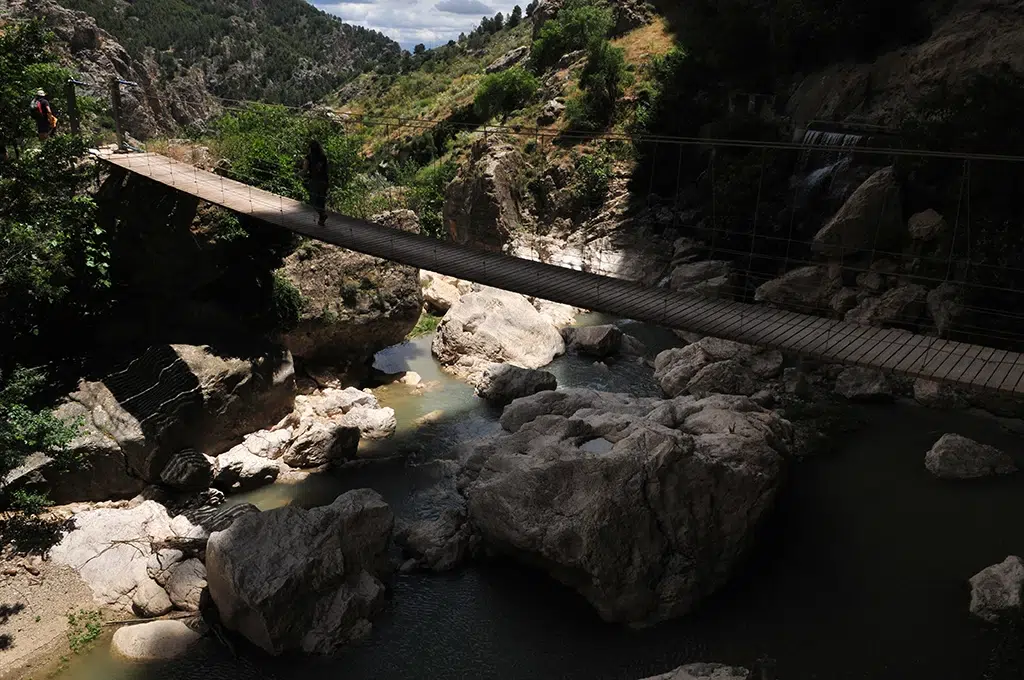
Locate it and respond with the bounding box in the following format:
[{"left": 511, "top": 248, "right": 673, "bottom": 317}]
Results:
[
  {"left": 571, "top": 147, "right": 613, "bottom": 206},
  {"left": 565, "top": 40, "right": 628, "bottom": 130},
  {"left": 268, "top": 273, "right": 303, "bottom": 331},
  {"left": 0, "top": 367, "right": 80, "bottom": 511},
  {"left": 530, "top": 0, "right": 614, "bottom": 72},
  {"left": 66, "top": 609, "right": 103, "bottom": 654},
  {"left": 408, "top": 160, "right": 458, "bottom": 239},
  {"left": 473, "top": 67, "right": 540, "bottom": 123},
  {"left": 408, "top": 312, "right": 442, "bottom": 338}
]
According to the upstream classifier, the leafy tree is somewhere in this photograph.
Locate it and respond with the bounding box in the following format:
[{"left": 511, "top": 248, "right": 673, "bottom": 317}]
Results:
[
  {"left": 473, "top": 66, "right": 540, "bottom": 123},
  {"left": 414, "top": 43, "right": 426, "bottom": 55},
  {"left": 1, "top": 23, "right": 110, "bottom": 362},
  {"left": 565, "top": 39, "right": 628, "bottom": 130},
  {"left": 509, "top": 5, "right": 523, "bottom": 27},
  {"left": 458, "top": 32, "right": 467, "bottom": 42},
  {"left": 529, "top": 0, "right": 614, "bottom": 72},
  {"left": 408, "top": 160, "right": 458, "bottom": 239}
]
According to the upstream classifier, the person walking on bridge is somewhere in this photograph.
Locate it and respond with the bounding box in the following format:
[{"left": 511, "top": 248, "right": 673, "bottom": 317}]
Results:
[
  {"left": 302, "top": 139, "right": 329, "bottom": 226},
  {"left": 30, "top": 89, "right": 57, "bottom": 140}
]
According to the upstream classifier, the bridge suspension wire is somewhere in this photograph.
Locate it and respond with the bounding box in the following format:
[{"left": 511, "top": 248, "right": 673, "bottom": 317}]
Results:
[{"left": 90, "top": 92, "right": 1024, "bottom": 386}]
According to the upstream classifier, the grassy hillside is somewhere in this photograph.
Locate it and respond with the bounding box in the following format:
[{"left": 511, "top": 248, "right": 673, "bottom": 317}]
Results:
[{"left": 57, "top": 0, "right": 401, "bottom": 105}]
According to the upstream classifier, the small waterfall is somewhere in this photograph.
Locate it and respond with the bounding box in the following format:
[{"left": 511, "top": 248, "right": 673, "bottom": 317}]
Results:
[{"left": 792, "top": 128, "right": 864, "bottom": 205}]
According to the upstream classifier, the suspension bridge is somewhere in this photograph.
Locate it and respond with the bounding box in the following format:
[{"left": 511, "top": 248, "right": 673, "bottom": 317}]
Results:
[{"left": 92, "top": 147, "right": 1024, "bottom": 395}]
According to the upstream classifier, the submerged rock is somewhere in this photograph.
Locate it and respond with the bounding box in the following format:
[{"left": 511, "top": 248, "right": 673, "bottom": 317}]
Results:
[
  {"left": 111, "top": 620, "right": 203, "bottom": 661},
  {"left": 639, "top": 663, "right": 750, "bottom": 680},
  {"left": 925, "top": 434, "right": 1017, "bottom": 480},
  {"left": 206, "top": 489, "right": 394, "bottom": 655},
  {"left": 969, "top": 556, "right": 1024, "bottom": 623},
  {"left": 432, "top": 287, "right": 564, "bottom": 384},
  {"left": 476, "top": 363, "right": 557, "bottom": 406},
  {"left": 913, "top": 379, "right": 968, "bottom": 410},
  {"left": 461, "top": 389, "right": 790, "bottom": 625},
  {"left": 834, "top": 367, "right": 892, "bottom": 401}
]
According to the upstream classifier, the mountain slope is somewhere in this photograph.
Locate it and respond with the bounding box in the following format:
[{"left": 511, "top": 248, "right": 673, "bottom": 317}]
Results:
[{"left": 56, "top": 0, "right": 402, "bottom": 105}]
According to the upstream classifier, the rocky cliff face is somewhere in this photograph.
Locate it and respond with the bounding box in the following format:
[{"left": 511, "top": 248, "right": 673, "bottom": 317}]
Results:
[
  {"left": 2, "top": 0, "right": 219, "bottom": 137},
  {"left": 277, "top": 210, "right": 422, "bottom": 369},
  {"left": 786, "top": 0, "right": 1024, "bottom": 125}
]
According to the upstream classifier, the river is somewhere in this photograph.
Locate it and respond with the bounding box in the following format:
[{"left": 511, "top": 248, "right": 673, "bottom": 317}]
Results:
[{"left": 55, "top": 316, "right": 1024, "bottom": 680}]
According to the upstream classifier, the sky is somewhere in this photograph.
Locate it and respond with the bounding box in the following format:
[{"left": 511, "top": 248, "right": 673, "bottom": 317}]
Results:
[{"left": 309, "top": 0, "right": 524, "bottom": 50}]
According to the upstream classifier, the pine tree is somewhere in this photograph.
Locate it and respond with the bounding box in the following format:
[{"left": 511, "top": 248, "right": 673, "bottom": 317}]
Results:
[{"left": 509, "top": 5, "right": 523, "bottom": 27}]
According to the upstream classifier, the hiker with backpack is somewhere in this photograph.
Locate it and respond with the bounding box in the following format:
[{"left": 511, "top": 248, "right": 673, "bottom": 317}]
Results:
[
  {"left": 301, "top": 139, "right": 329, "bottom": 226},
  {"left": 30, "top": 89, "right": 58, "bottom": 140}
]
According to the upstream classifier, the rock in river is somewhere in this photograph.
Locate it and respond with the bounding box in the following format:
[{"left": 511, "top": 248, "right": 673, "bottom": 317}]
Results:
[
  {"left": 969, "top": 556, "right": 1024, "bottom": 623},
  {"left": 925, "top": 434, "right": 1017, "bottom": 480},
  {"left": 432, "top": 287, "right": 564, "bottom": 384},
  {"left": 461, "top": 389, "right": 790, "bottom": 625},
  {"left": 476, "top": 363, "right": 557, "bottom": 405},
  {"left": 111, "top": 620, "right": 202, "bottom": 661},
  {"left": 206, "top": 489, "right": 394, "bottom": 655}
]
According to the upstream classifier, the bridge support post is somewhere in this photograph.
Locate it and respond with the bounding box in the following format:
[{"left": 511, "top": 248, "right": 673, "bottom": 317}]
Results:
[
  {"left": 109, "top": 76, "right": 125, "bottom": 152},
  {"left": 65, "top": 80, "right": 81, "bottom": 136}
]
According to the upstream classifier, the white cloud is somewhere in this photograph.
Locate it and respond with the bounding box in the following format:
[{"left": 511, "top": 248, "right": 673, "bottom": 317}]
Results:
[
  {"left": 309, "top": 0, "right": 524, "bottom": 49},
  {"left": 435, "top": 0, "right": 493, "bottom": 15}
]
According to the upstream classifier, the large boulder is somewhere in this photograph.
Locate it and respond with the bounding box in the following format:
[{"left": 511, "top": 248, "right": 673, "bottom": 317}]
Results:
[
  {"left": 924, "top": 434, "right": 1017, "bottom": 480},
  {"left": 213, "top": 441, "right": 284, "bottom": 491},
  {"left": 165, "top": 558, "right": 206, "bottom": 612},
  {"left": 444, "top": 137, "right": 527, "bottom": 251},
  {"left": 485, "top": 46, "right": 529, "bottom": 73},
  {"left": 432, "top": 287, "right": 564, "bottom": 384},
  {"left": 927, "top": 282, "right": 968, "bottom": 337},
  {"left": 654, "top": 338, "right": 782, "bottom": 398},
  {"left": 668, "top": 260, "right": 737, "bottom": 300},
  {"left": 461, "top": 389, "right": 790, "bottom": 624},
  {"left": 476, "top": 363, "right": 557, "bottom": 405},
  {"left": 280, "top": 421, "right": 360, "bottom": 468},
  {"left": 754, "top": 265, "right": 841, "bottom": 313},
  {"left": 845, "top": 284, "right": 927, "bottom": 329},
  {"left": 277, "top": 210, "right": 422, "bottom": 367},
  {"left": 812, "top": 167, "right": 903, "bottom": 257},
  {"left": 640, "top": 664, "right": 750, "bottom": 680},
  {"left": 49, "top": 501, "right": 205, "bottom": 612},
  {"left": 158, "top": 448, "right": 214, "bottom": 492},
  {"left": 834, "top": 366, "right": 892, "bottom": 401},
  {"left": 422, "top": 276, "right": 462, "bottom": 315},
  {"left": 969, "top": 556, "right": 1024, "bottom": 623},
  {"left": 42, "top": 344, "right": 294, "bottom": 503},
  {"left": 111, "top": 620, "right": 203, "bottom": 662},
  {"left": 206, "top": 489, "right": 394, "bottom": 655}
]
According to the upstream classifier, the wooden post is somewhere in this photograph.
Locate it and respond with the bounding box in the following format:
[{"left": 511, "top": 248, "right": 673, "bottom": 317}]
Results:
[
  {"left": 109, "top": 76, "right": 124, "bottom": 152},
  {"left": 65, "top": 80, "right": 80, "bottom": 136}
]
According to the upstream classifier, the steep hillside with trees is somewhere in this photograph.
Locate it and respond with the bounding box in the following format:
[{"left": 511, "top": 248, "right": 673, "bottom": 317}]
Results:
[{"left": 53, "top": 0, "right": 402, "bottom": 105}]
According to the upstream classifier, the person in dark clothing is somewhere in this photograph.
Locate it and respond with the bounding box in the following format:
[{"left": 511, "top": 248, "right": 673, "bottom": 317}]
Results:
[
  {"left": 30, "top": 89, "right": 56, "bottom": 140},
  {"left": 302, "top": 139, "right": 329, "bottom": 226}
]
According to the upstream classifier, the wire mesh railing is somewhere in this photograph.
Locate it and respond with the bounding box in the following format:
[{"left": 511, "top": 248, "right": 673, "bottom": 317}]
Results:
[{"left": 79, "top": 85, "right": 1024, "bottom": 391}]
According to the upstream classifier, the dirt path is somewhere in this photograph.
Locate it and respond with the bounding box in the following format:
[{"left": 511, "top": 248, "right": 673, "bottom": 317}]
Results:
[{"left": 0, "top": 552, "right": 96, "bottom": 680}]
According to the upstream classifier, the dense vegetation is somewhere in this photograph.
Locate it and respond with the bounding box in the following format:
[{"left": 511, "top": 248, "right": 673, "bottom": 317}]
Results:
[
  {"left": 0, "top": 23, "right": 90, "bottom": 515},
  {"left": 473, "top": 67, "right": 539, "bottom": 123},
  {"left": 58, "top": 0, "right": 401, "bottom": 104}
]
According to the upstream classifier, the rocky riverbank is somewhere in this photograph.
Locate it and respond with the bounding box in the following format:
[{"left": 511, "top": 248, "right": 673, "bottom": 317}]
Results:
[{"left": 6, "top": 274, "right": 1024, "bottom": 679}]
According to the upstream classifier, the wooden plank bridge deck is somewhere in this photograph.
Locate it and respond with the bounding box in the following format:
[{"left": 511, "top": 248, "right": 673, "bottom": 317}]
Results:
[{"left": 93, "top": 149, "right": 1024, "bottom": 396}]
